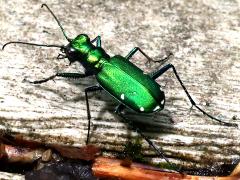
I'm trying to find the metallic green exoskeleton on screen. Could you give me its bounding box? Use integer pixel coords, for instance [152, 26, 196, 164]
[2, 4, 237, 173]
[96, 55, 165, 113]
[71, 34, 165, 113]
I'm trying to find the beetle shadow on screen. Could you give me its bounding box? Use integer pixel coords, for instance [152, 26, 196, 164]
[23, 75, 97, 107]
[25, 75, 176, 143]
[96, 91, 176, 141]
[94, 94, 176, 160]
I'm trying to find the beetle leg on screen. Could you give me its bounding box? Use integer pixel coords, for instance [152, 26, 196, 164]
[115, 104, 125, 113]
[85, 85, 103, 144]
[125, 47, 152, 63]
[115, 104, 182, 173]
[91, 35, 101, 47]
[55, 72, 93, 79]
[151, 63, 238, 127]
[24, 74, 57, 84]
[154, 52, 173, 63]
[25, 72, 92, 84]
[57, 53, 66, 59]
[125, 47, 172, 64]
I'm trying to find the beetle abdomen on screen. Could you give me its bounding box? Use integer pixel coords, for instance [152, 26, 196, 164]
[96, 56, 165, 113]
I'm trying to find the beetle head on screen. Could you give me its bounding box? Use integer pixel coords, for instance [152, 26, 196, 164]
[59, 44, 79, 64]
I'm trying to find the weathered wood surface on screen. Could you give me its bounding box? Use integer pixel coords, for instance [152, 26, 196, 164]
[0, 0, 240, 172]
[0, 172, 24, 180]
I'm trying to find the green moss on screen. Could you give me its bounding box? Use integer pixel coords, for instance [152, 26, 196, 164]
[121, 137, 146, 163]
[156, 162, 178, 170]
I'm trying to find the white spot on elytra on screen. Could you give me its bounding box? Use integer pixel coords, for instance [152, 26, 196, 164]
[153, 106, 160, 111]
[161, 99, 165, 105]
[140, 107, 144, 111]
[120, 94, 125, 100]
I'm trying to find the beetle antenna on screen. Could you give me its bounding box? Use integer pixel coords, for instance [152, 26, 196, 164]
[41, 4, 71, 42]
[2, 41, 63, 50]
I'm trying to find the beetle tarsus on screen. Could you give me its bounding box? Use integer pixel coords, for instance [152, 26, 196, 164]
[23, 74, 57, 84]
[154, 52, 173, 63]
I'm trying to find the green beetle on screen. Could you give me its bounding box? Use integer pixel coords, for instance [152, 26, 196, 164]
[3, 4, 237, 172]
[70, 34, 165, 113]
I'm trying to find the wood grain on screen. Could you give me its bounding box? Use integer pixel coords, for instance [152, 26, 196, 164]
[0, 0, 239, 173]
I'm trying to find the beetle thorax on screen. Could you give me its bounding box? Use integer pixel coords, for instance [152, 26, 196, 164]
[67, 34, 110, 70]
